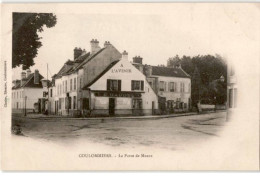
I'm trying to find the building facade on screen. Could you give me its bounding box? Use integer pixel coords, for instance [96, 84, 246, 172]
[81, 51, 158, 116]
[48, 39, 122, 116]
[132, 56, 191, 113]
[12, 69, 44, 114]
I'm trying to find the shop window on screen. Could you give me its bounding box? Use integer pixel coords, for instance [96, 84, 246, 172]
[159, 81, 165, 91]
[132, 99, 142, 109]
[131, 80, 144, 91]
[107, 79, 121, 91]
[83, 98, 89, 110]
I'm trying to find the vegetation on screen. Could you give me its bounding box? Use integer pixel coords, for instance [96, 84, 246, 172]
[167, 54, 227, 105]
[12, 13, 57, 69]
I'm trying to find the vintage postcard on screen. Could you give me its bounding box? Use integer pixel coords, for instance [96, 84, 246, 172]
[1, 3, 259, 170]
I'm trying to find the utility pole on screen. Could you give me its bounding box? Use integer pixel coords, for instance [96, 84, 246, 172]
[47, 63, 49, 116]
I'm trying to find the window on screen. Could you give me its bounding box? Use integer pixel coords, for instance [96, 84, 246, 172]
[107, 79, 121, 91]
[62, 81, 64, 93]
[73, 96, 76, 109]
[131, 80, 144, 91]
[79, 78, 82, 89]
[132, 99, 142, 109]
[65, 80, 67, 92]
[74, 78, 76, 90]
[180, 82, 185, 92]
[159, 81, 165, 91]
[70, 79, 72, 91]
[50, 89, 53, 97]
[169, 82, 176, 92]
[59, 98, 62, 109]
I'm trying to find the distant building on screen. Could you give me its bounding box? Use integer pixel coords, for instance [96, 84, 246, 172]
[227, 61, 237, 109]
[12, 69, 44, 113]
[132, 56, 191, 113]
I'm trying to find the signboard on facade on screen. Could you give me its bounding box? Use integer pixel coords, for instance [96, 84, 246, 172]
[94, 91, 141, 98]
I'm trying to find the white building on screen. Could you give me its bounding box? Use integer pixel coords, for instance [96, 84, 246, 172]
[82, 51, 158, 116]
[132, 56, 191, 113]
[12, 69, 44, 114]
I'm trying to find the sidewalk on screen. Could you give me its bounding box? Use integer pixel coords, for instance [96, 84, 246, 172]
[13, 110, 226, 120]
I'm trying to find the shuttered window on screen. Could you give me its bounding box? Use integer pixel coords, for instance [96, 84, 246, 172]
[131, 80, 144, 91]
[107, 79, 121, 91]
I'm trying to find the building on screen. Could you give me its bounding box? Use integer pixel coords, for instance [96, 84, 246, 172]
[227, 61, 237, 109]
[132, 56, 191, 113]
[12, 69, 44, 114]
[48, 39, 122, 116]
[81, 51, 158, 116]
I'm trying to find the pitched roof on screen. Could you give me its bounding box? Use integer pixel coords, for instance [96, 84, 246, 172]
[151, 66, 190, 78]
[12, 73, 44, 90]
[82, 60, 120, 89]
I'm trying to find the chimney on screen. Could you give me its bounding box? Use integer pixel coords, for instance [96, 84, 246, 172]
[34, 69, 39, 84]
[74, 47, 83, 60]
[104, 41, 111, 48]
[21, 71, 26, 85]
[122, 50, 128, 60]
[133, 56, 143, 64]
[26, 69, 31, 78]
[144, 65, 152, 77]
[90, 39, 101, 54]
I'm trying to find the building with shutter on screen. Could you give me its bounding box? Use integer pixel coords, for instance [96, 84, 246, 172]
[132, 56, 191, 113]
[48, 39, 122, 116]
[82, 51, 158, 116]
[12, 69, 45, 114]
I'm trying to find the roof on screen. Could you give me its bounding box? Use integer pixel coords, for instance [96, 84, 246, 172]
[151, 66, 190, 78]
[53, 48, 107, 79]
[12, 73, 44, 90]
[82, 60, 120, 89]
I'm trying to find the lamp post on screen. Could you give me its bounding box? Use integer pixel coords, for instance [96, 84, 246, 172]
[24, 96, 27, 117]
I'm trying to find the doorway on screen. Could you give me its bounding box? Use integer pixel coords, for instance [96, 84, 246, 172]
[109, 98, 115, 116]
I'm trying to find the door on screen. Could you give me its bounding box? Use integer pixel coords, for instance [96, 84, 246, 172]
[109, 98, 115, 116]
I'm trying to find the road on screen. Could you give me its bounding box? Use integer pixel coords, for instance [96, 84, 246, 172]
[12, 111, 227, 151]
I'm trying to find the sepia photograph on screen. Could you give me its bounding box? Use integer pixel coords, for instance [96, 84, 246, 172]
[1, 3, 259, 171]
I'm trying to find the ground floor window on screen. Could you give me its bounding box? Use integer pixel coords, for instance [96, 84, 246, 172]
[132, 98, 142, 109]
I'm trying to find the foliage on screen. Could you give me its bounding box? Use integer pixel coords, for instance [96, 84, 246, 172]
[167, 54, 227, 105]
[13, 13, 57, 70]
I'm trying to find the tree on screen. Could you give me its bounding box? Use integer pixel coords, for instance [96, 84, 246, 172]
[167, 55, 181, 67]
[191, 66, 201, 106]
[13, 13, 57, 69]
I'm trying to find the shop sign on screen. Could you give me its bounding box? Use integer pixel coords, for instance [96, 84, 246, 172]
[94, 92, 141, 98]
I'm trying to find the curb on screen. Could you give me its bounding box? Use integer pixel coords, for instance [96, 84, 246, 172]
[12, 110, 226, 121]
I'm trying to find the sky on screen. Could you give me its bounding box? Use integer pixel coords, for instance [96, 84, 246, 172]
[12, 3, 260, 80]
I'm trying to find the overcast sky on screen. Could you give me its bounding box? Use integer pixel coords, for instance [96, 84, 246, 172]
[12, 3, 260, 80]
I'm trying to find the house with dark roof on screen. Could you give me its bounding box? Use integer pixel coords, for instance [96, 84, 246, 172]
[48, 39, 122, 116]
[12, 69, 45, 113]
[132, 56, 191, 113]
